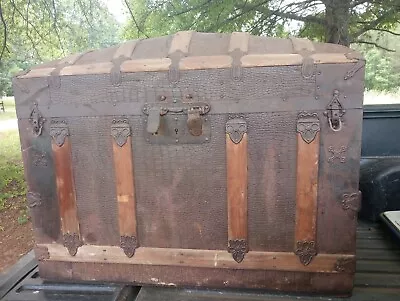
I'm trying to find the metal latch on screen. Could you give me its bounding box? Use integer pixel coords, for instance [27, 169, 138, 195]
[324, 90, 345, 132]
[143, 102, 210, 135]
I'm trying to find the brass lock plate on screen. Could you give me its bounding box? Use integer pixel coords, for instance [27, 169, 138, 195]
[143, 102, 211, 144]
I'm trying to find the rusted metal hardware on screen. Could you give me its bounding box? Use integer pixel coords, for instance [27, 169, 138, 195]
[143, 101, 211, 144]
[29, 104, 45, 136]
[340, 191, 362, 212]
[328, 145, 347, 163]
[295, 240, 317, 266]
[227, 239, 248, 263]
[27, 191, 42, 208]
[120, 235, 138, 258]
[63, 233, 83, 256]
[111, 119, 131, 147]
[324, 90, 345, 132]
[334, 257, 356, 273]
[49, 120, 69, 147]
[296, 112, 320, 144]
[226, 118, 247, 144]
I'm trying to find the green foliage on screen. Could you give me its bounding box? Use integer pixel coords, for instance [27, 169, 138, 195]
[363, 48, 400, 91]
[0, 130, 26, 211]
[0, 0, 121, 95]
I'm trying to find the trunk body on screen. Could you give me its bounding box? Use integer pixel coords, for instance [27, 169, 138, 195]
[13, 32, 365, 295]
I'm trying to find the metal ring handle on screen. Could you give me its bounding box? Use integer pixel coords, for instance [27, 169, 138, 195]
[328, 117, 342, 132]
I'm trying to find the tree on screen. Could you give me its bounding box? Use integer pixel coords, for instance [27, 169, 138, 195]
[0, 0, 120, 95]
[123, 0, 400, 50]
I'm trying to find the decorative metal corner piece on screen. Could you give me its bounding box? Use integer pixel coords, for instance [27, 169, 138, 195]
[324, 90, 345, 132]
[111, 119, 131, 147]
[341, 191, 362, 212]
[297, 112, 320, 144]
[328, 145, 347, 163]
[228, 239, 248, 263]
[344, 59, 365, 80]
[49, 120, 69, 147]
[335, 257, 356, 273]
[27, 191, 42, 208]
[29, 104, 45, 136]
[63, 233, 83, 256]
[226, 118, 247, 144]
[120, 235, 138, 258]
[295, 240, 317, 266]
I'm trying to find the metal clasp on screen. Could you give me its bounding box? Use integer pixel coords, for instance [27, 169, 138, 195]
[324, 90, 345, 132]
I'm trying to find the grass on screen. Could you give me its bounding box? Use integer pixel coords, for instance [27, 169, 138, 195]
[0, 97, 17, 121]
[0, 130, 27, 222]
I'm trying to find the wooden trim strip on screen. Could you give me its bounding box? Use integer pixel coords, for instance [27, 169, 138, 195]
[121, 58, 171, 72]
[295, 113, 320, 265]
[241, 54, 303, 67]
[17, 53, 358, 78]
[113, 40, 139, 59]
[311, 53, 359, 64]
[51, 134, 81, 256]
[168, 31, 194, 55]
[226, 118, 248, 263]
[229, 32, 250, 53]
[111, 122, 138, 258]
[180, 56, 232, 70]
[60, 62, 114, 76]
[39, 244, 354, 274]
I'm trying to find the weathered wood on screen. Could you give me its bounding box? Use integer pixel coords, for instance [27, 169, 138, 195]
[40, 243, 354, 273]
[52, 137, 79, 235]
[168, 31, 194, 55]
[112, 136, 137, 238]
[226, 133, 248, 241]
[229, 32, 250, 53]
[295, 133, 319, 243]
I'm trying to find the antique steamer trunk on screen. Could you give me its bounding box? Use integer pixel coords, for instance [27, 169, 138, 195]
[13, 32, 365, 295]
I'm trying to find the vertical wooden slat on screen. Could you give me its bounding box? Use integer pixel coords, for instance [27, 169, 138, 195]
[295, 112, 320, 266]
[53, 138, 79, 234]
[111, 119, 138, 258]
[226, 118, 248, 263]
[51, 122, 81, 256]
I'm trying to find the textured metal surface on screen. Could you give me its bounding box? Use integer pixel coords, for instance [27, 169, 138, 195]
[68, 117, 119, 246]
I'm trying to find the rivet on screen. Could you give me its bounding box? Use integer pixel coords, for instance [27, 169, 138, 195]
[175, 139, 179, 143]
[205, 118, 208, 121]
[144, 119, 147, 122]
[185, 94, 192, 99]
[174, 117, 178, 121]
[317, 86, 320, 90]
[173, 99, 177, 103]
[205, 137, 209, 141]
[315, 96, 319, 100]
[160, 95, 166, 101]
[146, 139, 149, 142]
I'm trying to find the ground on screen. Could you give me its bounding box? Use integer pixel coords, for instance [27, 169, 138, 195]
[0, 98, 34, 273]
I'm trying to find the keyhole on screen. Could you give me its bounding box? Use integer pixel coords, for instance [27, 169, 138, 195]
[174, 128, 179, 135]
